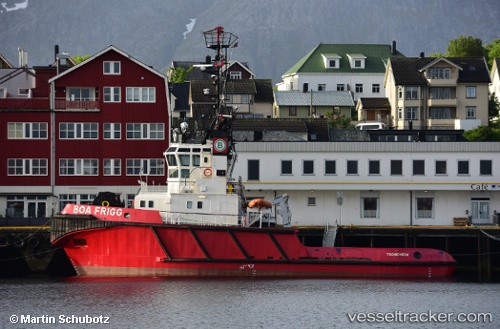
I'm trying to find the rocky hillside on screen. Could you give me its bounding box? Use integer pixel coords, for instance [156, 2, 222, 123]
[1, 0, 499, 83]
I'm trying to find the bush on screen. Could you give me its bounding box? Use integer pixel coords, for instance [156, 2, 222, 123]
[463, 125, 500, 141]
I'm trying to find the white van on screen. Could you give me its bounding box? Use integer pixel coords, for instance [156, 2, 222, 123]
[355, 122, 387, 130]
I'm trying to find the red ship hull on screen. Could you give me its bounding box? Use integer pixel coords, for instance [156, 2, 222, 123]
[51, 218, 456, 278]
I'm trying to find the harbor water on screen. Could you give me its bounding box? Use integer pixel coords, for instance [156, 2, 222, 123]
[0, 276, 499, 328]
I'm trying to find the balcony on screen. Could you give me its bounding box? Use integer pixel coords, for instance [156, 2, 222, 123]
[425, 118, 455, 129]
[55, 98, 100, 111]
[427, 98, 457, 107]
[0, 97, 49, 110]
[426, 78, 456, 87]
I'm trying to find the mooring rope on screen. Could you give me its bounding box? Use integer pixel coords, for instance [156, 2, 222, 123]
[474, 225, 500, 242]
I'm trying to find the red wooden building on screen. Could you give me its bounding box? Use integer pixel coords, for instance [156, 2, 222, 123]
[0, 46, 169, 223]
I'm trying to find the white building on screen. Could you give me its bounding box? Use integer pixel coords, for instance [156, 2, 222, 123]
[233, 141, 500, 227]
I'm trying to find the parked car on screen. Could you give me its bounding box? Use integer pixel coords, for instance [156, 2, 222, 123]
[355, 122, 387, 130]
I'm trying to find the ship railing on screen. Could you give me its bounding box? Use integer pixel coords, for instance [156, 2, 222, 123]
[246, 208, 275, 228]
[50, 216, 115, 242]
[163, 212, 240, 226]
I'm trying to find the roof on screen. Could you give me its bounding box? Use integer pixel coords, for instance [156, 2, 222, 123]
[0, 54, 13, 68]
[358, 97, 391, 109]
[274, 90, 354, 107]
[170, 82, 190, 111]
[171, 60, 252, 81]
[283, 43, 405, 77]
[190, 79, 270, 103]
[389, 57, 491, 86]
[48, 45, 166, 83]
[233, 118, 330, 141]
[254, 79, 274, 102]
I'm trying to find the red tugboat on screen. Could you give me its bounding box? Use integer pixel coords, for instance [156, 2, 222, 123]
[50, 27, 456, 278]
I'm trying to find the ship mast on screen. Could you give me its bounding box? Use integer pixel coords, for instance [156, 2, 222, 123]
[201, 26, 238, 144]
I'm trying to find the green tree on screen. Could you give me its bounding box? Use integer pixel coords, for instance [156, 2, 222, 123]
[484, 38, 500, 68]
[489, 92, 500, 120]
[445, 35, 485, 58]
[463, 125, 500, 141]
[71, 55, 90, 64]
[168, 66, 193, 83]
[325, 110, 354, 129]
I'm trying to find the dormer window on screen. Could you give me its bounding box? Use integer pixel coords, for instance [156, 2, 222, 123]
[322, 54, 341, 69]
[347, 54, 366, 69]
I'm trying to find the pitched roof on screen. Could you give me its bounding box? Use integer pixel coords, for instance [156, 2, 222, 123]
[49, 45, 165, 82]
[358, 97, 391, 108]
[283, 43, 405, 77]
[254, 79, 274, 102]
[190, 78, 268, 103]
[0, 53, 13, 68]
[170, 82, 190, 111]
[389, 57, 491, 85]
[274, 90, 354, 107]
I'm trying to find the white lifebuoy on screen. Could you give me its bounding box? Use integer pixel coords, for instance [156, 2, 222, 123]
[203, 168, 212, 177]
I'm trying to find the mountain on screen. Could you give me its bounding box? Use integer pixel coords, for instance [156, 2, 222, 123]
[1, 0, 499, 84]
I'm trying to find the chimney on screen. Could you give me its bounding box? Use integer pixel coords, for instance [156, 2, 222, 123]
[18, 45, 28, 67]
[420, 51, 425, 58]
[205, 55, 211, 64]
[391, 40, 397, 55]
[55, 45, 59, 62]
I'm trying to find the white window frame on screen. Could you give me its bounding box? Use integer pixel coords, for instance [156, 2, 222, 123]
[360, 192, 380, 218]
[8, 122, 48, 139]
[103, 159, 121, 176]
[103, 61, 121, 75]
[8, 159, 48, 176]
[230, 71, 241, 79]
[126, 158, 165, 176]
[104, 123, 121, 139]
[355, 84, 363, 93]
[466, 106, 476, 119]
[405, 107, 418, 120]
[405, 86, 418, 99]
[415, 195, 434, 219]
[372, 84, 380, 93]
[126, 87, 155, 102]
[59, 123, 98, 139]
[103, 87, 121, 102]
[126, 123, 164, 140]
[466, 86, 476, 98]
[59, 159, 98, 176]
[67, 87, 94, 101]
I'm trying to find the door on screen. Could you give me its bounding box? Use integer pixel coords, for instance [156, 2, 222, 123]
[471, 200, 490, 224]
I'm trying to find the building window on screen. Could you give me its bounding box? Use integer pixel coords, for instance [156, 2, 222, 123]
[67, 87, 94, 100]
[405, 86, 418, 99]
[368, 160, 380, 175]
[405, 107, 418, 120]
[318, 84, 326, 91]
[328, 59, 337, 68]
[347, 160, 358, 175]
[325, 160, 336, 175]
[281, 160, 292, 175]
[8, 159, 48, 176]
[289, 106, 297, 116]
[59, 123, 98, 139]
[391, 160, 403, 175]
[337, 84, 344, 91]
[354, 59, 362, 68]
[466, 106, 476, 119]
[248, 159, 260, 180]
[429, 68, 450, 79]
[103, 159, 121, 176]
[8, 122, 48, 139]
[126, 159, 164, 176]
[59, 159, 98, 176]
[480, 160, 492, 176]
[241, 94, 249, 104]
[355, 84, 363, 93]
[457, 160, 469, 175]
[435, 160, 447, 175]
[466, 86, 476, 98]
[361, 197, 379, 218]
[103, 61, 121, 75]
[126, 123, 164, 139]
[372, 84, 380, 93]
[416, 197, 434, 218]
[429, 87, 451, 99]
[307, 197, 316, 206]
[429, 107, 451, 119]
[398, 88, 403, 99]
[225, 94, 233, 103]
[303, 160, 314, 175]
[230, 71, 241, 79]
[413, 160, 425, 175]
[103, 87, 121, 102]
[397, 108, 403, 119]
[104, 123, 121, 139]
[59, 194, 96, 211]
[126, 87, 155, 102]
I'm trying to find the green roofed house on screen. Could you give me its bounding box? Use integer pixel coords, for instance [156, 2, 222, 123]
[276, 42, 405, 102]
